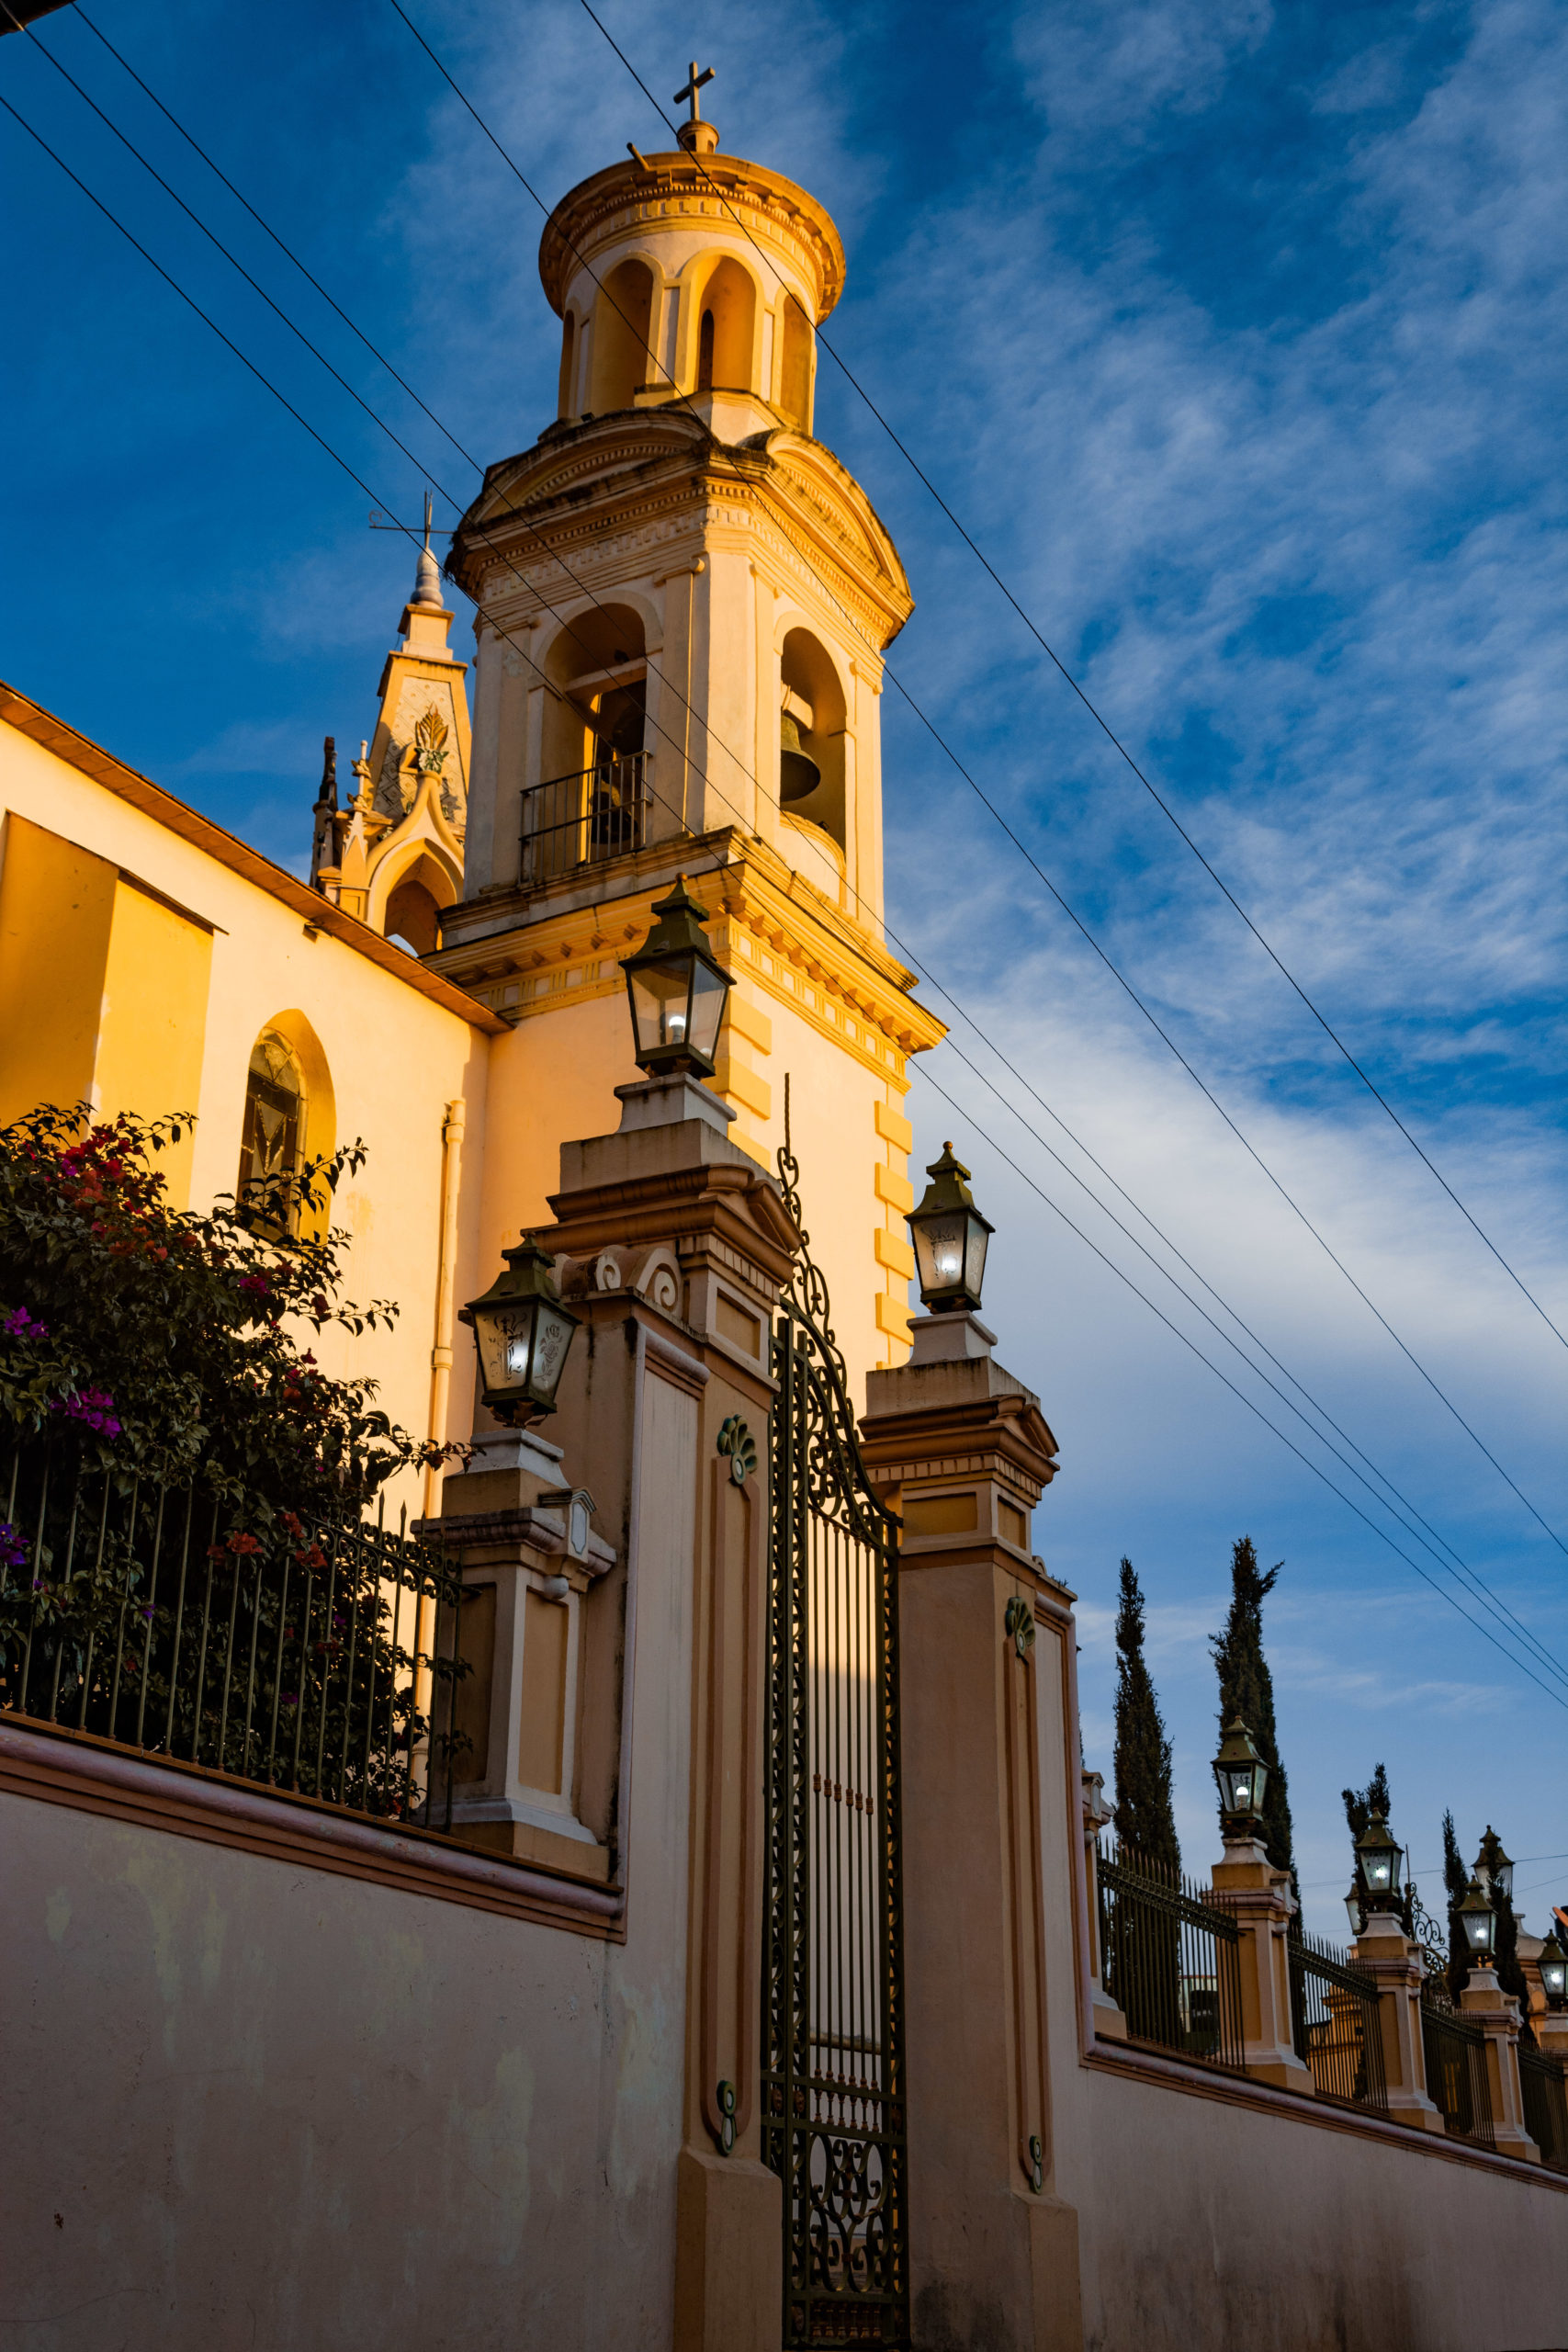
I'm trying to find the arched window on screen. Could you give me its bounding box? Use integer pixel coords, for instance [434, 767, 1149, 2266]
[557, 311, 578, 418]
[590, 259, 655, 414]
[385, 874, 443, 956]
[779, 628, 849, 852]
[693, 257, 756, 391]
[779, 296, 813, 430]
[237, 1029, 304, 1224]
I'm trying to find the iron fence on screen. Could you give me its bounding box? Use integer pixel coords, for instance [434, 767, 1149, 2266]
[519, 753, 649, 884]
[1097, 1839, 1246, 2073]
[1, 1436, 462, 1824]
[1518, 2038, 1568, 2171]
[1287, 1928, 1388, 2113]
[1419, 1985, 1495, 2149]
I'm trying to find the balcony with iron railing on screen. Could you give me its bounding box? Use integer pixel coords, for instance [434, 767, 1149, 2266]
[518, 753, 650, 887]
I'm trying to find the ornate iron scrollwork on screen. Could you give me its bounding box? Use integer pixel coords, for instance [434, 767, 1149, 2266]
[764, 1081, 908, 2348]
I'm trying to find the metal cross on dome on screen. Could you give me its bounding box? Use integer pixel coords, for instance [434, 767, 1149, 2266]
[673, 59, 714, 124]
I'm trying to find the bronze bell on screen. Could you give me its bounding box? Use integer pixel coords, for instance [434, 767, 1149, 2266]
[779, 707, 820, 804]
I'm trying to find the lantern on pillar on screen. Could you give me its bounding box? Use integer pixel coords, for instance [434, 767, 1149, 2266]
[1344, 1880, 1365, 1938]
[1475, 1826, 1515, 1902]
[620, 875, 733, 1080]
[1458, 1875, 1497, 1962]
[460, 1234, 581, 1425]
[1212, 1715, 1269, 1838]
[1539, 1929, 1568, 2009]
[1356, 1810, 1404, 1906]
[907, 1143, 994, 1315]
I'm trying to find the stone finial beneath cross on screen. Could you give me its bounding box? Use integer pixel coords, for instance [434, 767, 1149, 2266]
[673, 58, 718, 155]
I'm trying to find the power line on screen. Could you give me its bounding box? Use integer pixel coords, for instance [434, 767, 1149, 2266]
[39, 8, 1564, 1683]
[376, 0, 1568, 1566]
[5, 58, 1564, 1706]
[571, 0, 1568, 1361]
[917, 1064, 1568, 1715]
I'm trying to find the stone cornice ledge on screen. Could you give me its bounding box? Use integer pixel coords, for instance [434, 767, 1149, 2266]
[1085, 2036, 1568, 2191]
[0, 1716, 625, 1939]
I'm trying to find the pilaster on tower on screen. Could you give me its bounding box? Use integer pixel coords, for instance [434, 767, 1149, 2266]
[436, 110, 944, 1394]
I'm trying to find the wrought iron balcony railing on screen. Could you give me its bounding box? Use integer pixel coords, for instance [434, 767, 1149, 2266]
[519, 752, 649, 886]
[2, 1436, 466, 1829]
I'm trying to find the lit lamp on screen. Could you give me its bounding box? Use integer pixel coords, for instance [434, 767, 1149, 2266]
[1212, 1715, 1269, 1838]
[620, 875, 733, 1080]
[1356, 1810, 1404, 1909]
[907, 1143, 995, 1315]
[1458, 1874, 1497, 1965]
[459, 1234, 581, 1426]
[1539, 1929, 1568, 2009]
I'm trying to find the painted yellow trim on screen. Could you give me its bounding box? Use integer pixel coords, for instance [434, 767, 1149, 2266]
[874, 1227, 915, 1279]
[875, 1292, 912, 1339]
[874, 1163, 914, 1214]
[728, 992, 773, 1054]
[874, 1101, 913, 1152]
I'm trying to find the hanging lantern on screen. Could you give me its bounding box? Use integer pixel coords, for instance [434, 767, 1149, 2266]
[1458, 1875, 1497, 1961]
[907, 1143, 994, 1315]
[459, 1234, 581, 1425]
[779, 707, 821, 804]
[1344, 1880, 1364, 1939]
[1212, 1715, 1269, 1833]
[1356, 1809, 1404, 1905]
[620, 875, 734, 1080]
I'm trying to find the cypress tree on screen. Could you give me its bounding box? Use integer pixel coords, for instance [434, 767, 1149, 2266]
[1211, 1536, 1295, 1881]
[1441, 1810, 1470, 2001]
[1111, 1557, 1180, 1875]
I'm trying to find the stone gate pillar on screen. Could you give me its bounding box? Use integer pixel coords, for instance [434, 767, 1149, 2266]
[860, 1309, 1084, 2352]
[518, 1071, 797, 2352]
[1351, 1912, 1443, 2131]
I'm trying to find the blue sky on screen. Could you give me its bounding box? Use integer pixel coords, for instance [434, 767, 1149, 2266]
[5, 0, 1565, 1936]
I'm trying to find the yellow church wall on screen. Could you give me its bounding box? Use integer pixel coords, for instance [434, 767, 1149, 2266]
[0, 703, 499, 1512]
[96, 875, 215, 1206]
[0, 810, 118, 1134]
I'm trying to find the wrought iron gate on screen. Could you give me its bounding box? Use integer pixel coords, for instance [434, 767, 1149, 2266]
[763, 1117, 908, 2348]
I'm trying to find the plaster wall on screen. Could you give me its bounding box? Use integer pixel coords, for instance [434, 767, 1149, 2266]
[1021, 1585, 1568, 2352]
[1068, 2062, 1567, 2352]
[3, 1363, 696, 2352]
[0, 720, 493, 1505]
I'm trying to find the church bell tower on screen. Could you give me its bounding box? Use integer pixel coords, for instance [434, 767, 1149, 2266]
[436, 81, 944, 1392]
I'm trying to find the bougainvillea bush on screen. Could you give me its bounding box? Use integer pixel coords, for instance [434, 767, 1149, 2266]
[0, 1105, 464, 1802]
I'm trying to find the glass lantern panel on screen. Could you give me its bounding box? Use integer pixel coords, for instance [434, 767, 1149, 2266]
[630, 962, 694, 1053]
[687, 960, 729, 1060]
[1541, 1951, 1567, 1996]
[477, 1304, 536, 1396]
[1223, 1765, 1256, 1813]
[916, 1213, 967, 1295]
[1462, 1911, 1494, 1952]
[530, 1304, 576, 1404]
[1363, 1850, 1393, 1891]
[963, 1214, 990, 1302]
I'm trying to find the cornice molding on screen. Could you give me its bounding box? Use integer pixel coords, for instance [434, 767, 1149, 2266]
[0, 1715, 623, 1935]
[538, 152, 847, 321]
